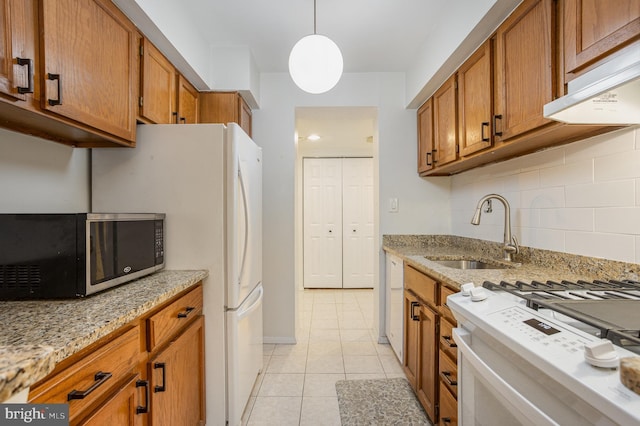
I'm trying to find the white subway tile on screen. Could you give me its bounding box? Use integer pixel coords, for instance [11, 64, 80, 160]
[565, 231, 635, 263]
[594, 150, 640, 181]
[534, 229, 566, 252]
[637, 179, 640, 206]
[517, 147, 565, 172]
[594, 207, 640, 234]
[539, 159, 593, 188]
[565, 181, 635, 207]
[636, 236, 640, 264]
[539, 208, 594, 231]
[514, 208, 540, 228]
[521, 187, 565, 209]
[565, 127, 635, 162]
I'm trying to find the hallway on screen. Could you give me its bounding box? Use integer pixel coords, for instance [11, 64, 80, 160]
[245, 288, 404, 425]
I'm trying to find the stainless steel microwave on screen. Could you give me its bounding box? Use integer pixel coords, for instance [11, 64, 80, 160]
[0, 213, 165, 299]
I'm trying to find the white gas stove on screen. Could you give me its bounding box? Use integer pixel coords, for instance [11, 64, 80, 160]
[448, 282, 640, 426]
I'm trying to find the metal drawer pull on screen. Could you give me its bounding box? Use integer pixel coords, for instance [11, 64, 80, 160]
[47, 73, 62, 106]
[136, 379, 150, 414]
[67, 371, 112, 400]
[442, 417, 452, 423]
[410, 301, 420, 321]
[441, 371, 457, 386]
[493, 114, 503, 136]
[154, 362, 166, 393]
[442, 335, 457, 348]
[481, 121, 490, 141]
[16, 58, 34, 94]
[177, 306, 195, 318]
[426, 151, 432, 166]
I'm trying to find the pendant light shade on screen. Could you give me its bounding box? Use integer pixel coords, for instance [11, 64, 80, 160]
[288, 0, 343, 94]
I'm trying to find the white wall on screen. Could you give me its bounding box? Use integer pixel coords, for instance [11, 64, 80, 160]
[255, 72, 450, 343]
[449, 126, 640, 264]
[0, 129, 90, 213]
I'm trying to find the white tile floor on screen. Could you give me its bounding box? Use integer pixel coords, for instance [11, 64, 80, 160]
[243, 288, 404, 425]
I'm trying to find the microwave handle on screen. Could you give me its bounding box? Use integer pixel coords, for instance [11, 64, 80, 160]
[453, 328, 558, 426]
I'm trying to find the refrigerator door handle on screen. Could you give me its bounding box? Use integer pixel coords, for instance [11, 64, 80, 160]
[238, 162, 250, 286]
[238, 285, 263, 320]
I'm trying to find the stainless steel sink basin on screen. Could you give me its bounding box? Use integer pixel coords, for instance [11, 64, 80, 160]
[425, 257, 516, 269]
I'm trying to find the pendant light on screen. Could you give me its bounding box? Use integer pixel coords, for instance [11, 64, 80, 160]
[288, 0, 343, 94]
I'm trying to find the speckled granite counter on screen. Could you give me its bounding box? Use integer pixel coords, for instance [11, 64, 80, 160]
[383, 235, 640, 291]
[0, 269, 208, 403]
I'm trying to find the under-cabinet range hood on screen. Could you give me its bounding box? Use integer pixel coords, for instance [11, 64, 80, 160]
[544, 49, 640, 125]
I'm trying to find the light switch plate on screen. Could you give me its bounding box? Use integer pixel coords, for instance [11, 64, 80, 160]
[389, 198, 399, 213]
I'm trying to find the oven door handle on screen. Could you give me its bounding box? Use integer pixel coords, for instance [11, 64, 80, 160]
[453, 328, 559, 426]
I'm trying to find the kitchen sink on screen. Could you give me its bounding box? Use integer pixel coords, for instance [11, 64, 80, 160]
[425, 257, 517, 270]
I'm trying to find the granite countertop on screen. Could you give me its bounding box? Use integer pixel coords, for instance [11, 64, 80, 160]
[383, 235, 640, 291]
[0, 269, 208, 402]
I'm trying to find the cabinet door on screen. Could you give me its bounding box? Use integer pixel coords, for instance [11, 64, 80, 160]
[150, 316, 205, 426]
[416, 304, 438, 423]
[494, 0, 556, 143]
[0, 0, 37, 102]
[176, 74, 198, 124]
[342, 158, 374, 289]
[458, 40, 493, 157]
[403, 290, 420, 389]
[433, 74, 457, 166]
[140, 38, 176, 124]
[238, 94, 252, 137]
[79, 374, 147, 426]
[564, 0, 640, 78]
[40, 0, 136, 142]
[417, 98, 434, 174]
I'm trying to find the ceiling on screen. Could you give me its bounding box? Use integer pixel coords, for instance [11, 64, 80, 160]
[183, 0, 447, 73]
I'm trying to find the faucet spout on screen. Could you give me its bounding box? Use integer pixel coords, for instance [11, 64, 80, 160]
[470, 194, 519, 261]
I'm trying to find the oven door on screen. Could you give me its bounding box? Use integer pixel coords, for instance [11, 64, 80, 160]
[453, 327, 619, 426]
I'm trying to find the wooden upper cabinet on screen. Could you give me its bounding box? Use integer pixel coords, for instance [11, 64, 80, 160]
[433, 74, 458, 166]
[0, 0, 38, 102]
[40, 0, 137, 142]
[417, 98, 434, 174]
[177, 74, 199, 124]
[494, 0, 557, 143]
[140, 38, 176, 124]
[200, 91, 252, 137]
[564, 0, 640, 80]
[457, 39, 493, 157]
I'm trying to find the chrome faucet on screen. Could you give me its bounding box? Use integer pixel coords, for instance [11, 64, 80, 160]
[471, 194, 519, 262]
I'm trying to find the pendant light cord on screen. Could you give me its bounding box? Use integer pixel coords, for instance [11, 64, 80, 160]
[313, 0, 317, 34]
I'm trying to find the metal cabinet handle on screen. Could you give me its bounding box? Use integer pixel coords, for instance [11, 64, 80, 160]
[431, 149, 438, 163]
[136, 379, 150, 414]
[481, 121, 490, 142]
[442, 417, 452, 423]
[180, 117, 186, 123]
[426, 151, 432, 166]
[442, 335, 457, 348]
[441, 371, 457, 386]
[16, 58, 34, 94]
[153, 362, 166, 392]
[493, 114, 503, 136]
[172, 112, 178, 124]
[410, 301, 420, 321]
[47, 73, 62, 106]
[177, 306, 195, 318]
[67, 371, 112, 400]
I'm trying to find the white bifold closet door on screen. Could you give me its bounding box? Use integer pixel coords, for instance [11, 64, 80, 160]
[303, 158, 373, 289]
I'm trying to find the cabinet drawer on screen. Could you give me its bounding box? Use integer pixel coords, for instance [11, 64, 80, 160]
[30, 326, 140, 423]
[438, 381, 458, 426]
[404, 264, 437, 307]
[147, 285, 203, 351]
[439, 350, 458, 397]
[439, 318, 457, 361]
[439, 286, 457, 323]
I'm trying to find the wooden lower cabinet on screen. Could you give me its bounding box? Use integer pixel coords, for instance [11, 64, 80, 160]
[78, 373, 147, 426]
[438, 382, 458, 426]
[416, 304, 438, 421]
[403, 291, 420, 387]
[149, 315, 205, 426]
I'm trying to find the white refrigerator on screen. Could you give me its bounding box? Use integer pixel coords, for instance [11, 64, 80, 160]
[92, 123, 263, 426]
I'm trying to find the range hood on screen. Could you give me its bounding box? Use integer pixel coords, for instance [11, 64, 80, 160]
[543, 49, 640, 125]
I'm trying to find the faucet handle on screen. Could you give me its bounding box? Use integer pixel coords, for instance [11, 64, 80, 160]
[510, 235, 520, 254]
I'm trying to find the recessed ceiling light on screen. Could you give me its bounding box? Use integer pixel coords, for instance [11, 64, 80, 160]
[307, 134, 321, 141]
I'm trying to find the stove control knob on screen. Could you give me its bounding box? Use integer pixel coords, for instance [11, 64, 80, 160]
[470, 287, 488, 302]
[584, 340, 619, 369]
[460, 283, 475, 296]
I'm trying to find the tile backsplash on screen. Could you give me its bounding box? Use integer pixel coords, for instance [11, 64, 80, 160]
[450, 126, 640, 264]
